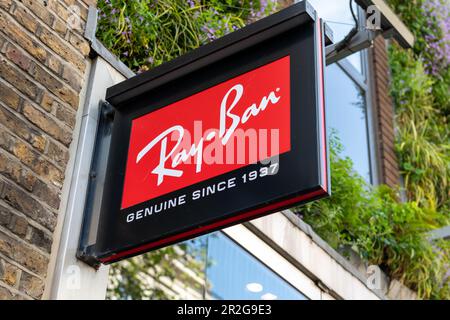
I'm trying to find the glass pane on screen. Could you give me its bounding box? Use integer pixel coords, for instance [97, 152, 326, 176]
[326, 64, 372, 183]
[205, 233, 307, 300]
[309, 0, 362, 72]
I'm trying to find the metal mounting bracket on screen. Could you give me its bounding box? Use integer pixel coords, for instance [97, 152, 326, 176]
[76, 100, 115, 269]
[326, 28, 380, 65]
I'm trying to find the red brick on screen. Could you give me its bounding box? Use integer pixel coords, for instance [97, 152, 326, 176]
[0, 11, 47, 64]
[5, 43, 32, 71]
[372, 35, 399, 187]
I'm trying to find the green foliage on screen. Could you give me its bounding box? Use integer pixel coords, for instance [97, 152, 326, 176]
[386, 1, 434, 60]
[96, 0, 277, 72]
[381, 0, 450, 298]
[386, 0, 450, 213]
[107, 242, 207, 300]
[299, 139, 450, 299]
[389, 47, 449, 211]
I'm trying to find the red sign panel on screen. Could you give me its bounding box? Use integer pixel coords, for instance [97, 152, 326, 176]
[122, 56, 291, 209]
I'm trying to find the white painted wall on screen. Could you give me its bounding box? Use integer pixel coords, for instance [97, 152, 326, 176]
[248, 212, 382, 300]
[44, 57, 126, 299]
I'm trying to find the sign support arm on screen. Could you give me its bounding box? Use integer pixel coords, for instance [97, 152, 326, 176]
[76, 101, 115, 269]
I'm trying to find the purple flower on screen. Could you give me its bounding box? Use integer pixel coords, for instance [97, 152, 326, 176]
[249, 0, 276, 20]
[422, 0, 450, 75]
[123, 51, 129, 57]
[201, 25, 217, 41]
[148, 57, 154, 64]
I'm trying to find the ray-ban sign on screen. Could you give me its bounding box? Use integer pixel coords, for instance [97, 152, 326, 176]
[81, 2, 329, 265]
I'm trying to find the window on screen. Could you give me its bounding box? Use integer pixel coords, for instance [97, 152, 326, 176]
[204, 233, 307, 300]
[309, 0, 378, 183]
[184, 232, 307, 300]
[325, 63, 372, 182]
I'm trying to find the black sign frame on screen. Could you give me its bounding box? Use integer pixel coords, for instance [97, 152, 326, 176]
[77, 1, 330, 267]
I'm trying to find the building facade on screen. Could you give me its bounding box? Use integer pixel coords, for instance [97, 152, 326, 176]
[0, 0, 94, 299]
[0, 0, 418, 300]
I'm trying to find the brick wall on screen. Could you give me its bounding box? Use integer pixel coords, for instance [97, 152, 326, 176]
[0, 0, 95, 299]
[370, 36, 400, 188]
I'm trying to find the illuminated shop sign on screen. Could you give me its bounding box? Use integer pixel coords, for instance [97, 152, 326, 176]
[86, 2, 329, 265]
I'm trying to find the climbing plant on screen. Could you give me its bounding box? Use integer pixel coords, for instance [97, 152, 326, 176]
[387, 0, 449, 213]
[96, 0, 277, 72]
[300, 138, 449, 299]
[302, 0, 450, 299]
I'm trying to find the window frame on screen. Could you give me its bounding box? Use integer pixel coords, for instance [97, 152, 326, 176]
[326, 6, 380, 185]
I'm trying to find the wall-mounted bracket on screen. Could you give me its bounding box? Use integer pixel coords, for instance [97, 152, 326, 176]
[326, 28, 379, 65]
[76, 100, 115, 269]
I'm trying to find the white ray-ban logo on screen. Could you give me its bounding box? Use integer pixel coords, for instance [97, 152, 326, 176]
[136, 84, 282, 186]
